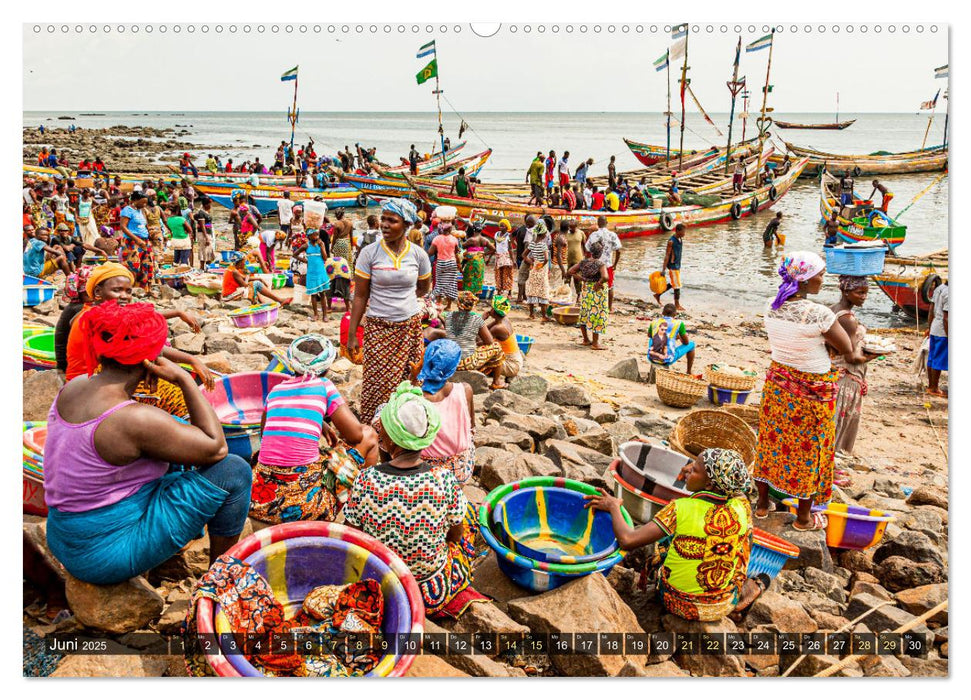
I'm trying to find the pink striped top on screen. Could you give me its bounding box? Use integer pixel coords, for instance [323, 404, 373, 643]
[258, 376, 345, 466]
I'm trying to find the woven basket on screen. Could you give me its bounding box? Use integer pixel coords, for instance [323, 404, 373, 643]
[719, 403, 761, 429]
[704, 363, 759, 392]
[669, 409, 758, 470]
[655, 368, 707, 408]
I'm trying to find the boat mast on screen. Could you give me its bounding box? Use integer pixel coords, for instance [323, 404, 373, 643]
[678, 24, 690, 169]
[836, 92, 839, 122]
[288, 74, 299, 164]
[943, 89, 949, 149]
[757, 29, 775, 147]
[666, 52, 672, 165]
[725, 36, 744, 174]
[740, 88, 750, 143]
[433, 45, 446, 168]
[921, 95, 938, 150]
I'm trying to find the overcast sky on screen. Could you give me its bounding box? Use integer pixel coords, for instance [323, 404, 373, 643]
[23, 23, 947, 113]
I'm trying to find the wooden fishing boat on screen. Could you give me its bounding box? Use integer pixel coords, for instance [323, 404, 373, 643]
[196, 181, 368, 215]
[776, 142, 948, 178]
[406, 157, 808, 238]
[336, 149, 493, 198]
[819, 174, 907, 247]
[774, 119, 856, 130]
[873, 249, 948, 318]
[379, 142, 471, 176]
[624, 139, 702, 167]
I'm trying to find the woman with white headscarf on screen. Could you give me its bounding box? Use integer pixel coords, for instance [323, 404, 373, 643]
[250, 335, 378, 524]
[754, 252, 864, 531]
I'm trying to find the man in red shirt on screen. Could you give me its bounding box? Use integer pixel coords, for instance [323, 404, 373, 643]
[591, 187, 605, 211]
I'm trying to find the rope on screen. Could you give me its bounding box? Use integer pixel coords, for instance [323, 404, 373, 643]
[892, 172, 947, 220]
[440, 94, 492, 150]
[813, 600, 947, 677]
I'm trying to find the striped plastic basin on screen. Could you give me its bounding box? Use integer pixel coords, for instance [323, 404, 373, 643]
[782, 498, 893, 550]
[23, 275, 56, 307]
[515, 334, 535, 356]
[23, 421, 47, 516]
[748, 530, 800, 579]
[707, 385, 752, 406]
[264, 351, 295, 376]
[195, 521, 423, 677]
[228, 303, 280, 329]
[201, 371, 289, 427]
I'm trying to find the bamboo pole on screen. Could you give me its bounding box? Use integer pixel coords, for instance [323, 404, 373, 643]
[666, 51, 672, 165]
[725, 36, 743, 175]
[921, 101, 938, 150]
[814, 600, 948, 677]
[288, 76, 298, 164]
[678, 25, 689, 169]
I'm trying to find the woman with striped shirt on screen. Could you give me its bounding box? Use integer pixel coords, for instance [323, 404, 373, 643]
[250, 336, 378, 525]
[524, 221, 552, 321]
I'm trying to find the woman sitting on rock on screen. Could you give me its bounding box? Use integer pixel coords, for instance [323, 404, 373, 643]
[415, 340, 476, 484]
[44, 301, 253, 585]
[344, 382, 487, 619]
[482, 295, 523, 381]
[443, 291, 507, 390]
[587, 448, 769, 623]
[251, 335, 378, 525]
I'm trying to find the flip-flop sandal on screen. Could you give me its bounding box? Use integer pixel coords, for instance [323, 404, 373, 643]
[729, 573, 771, 624]
[792, 512, 828, 532]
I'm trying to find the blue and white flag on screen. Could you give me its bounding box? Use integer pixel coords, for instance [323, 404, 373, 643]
[654, 50, 669, 72]
[417, 40, 436, 59]
[746, 33, 773, 53]
[935, 64, 949, 79]
[671, 23, 687, 40]
[280, 66, 298, 82]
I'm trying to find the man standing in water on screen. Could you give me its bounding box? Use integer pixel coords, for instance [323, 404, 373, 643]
[655, 223, 686, 311]
[545, 150, 557, 195]
[762, 211, 784, 248]
[558, 151, 571, 190]
[824, 210, 841, 246]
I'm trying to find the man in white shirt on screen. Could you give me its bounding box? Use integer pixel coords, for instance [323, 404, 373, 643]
[277, 191, 295, 235]
[583, 184, 593, 209]
[557, 151, 571, 190]
[585, 216, 622, 311]
[926, 280, 949, 397]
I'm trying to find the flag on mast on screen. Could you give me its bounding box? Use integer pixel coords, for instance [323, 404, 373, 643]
[934, 64, 948, 79]
[669, 38, 687, 61]
[654, 50, 669, 72]
[416, 59, 438, 85]
[671, 23, 687, 40]
[745, 33, 773, 52]
[417, 40, 437, 58]
[920, 89, 941, 110]
[280, 66, 298, 81]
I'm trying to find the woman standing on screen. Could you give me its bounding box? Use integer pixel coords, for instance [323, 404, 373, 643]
[343, 382, 487, 619]
[346, 199, 432, 423]
[754, 252, 863, 531]
[830, 276, 878, 456]
[524, 221, 552, 321]
[493, 219, 516, 298]
[118, 192, 154, 289]
[143, 193, 165, 267]
[460, 223, 494, 299]
[565, 219, 586, 301]
[251, 336, 377, 524]
[417, 340, 476, 485]
[430, 220, 461, 311]
[192, 197, 215, 269]
[569, 241, 609, 350]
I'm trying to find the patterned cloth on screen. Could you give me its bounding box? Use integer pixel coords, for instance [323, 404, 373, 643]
[755, 360, 838, 505]
[121, 237, 155, 289]
[525, 260, 551, 305]
[462, 252, 485, 296]
[701, 448, 752, 497]
[650, 492, 753, 621]
[579, 281, 608, 334]
[495, 262, 515, 295]
[424, 447, 476, 485]
[456, 342, 505, 374]
[133, 377, 189, 419]
[331, 236, 353, 269]
[433, 258, 459, 300]
[360, 314, 424, 424]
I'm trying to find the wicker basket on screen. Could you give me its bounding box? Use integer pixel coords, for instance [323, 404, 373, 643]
[669, 409, 758, 470]
[704, 363, 759, 392]
[655, 368, 708, 408]
[719, 403, 761, 430]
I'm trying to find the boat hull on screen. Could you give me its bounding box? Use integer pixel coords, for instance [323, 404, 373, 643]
[778, 143, 947, 178]
[819, 176, 907, 247]
[873, 252, 948, 318]
[774, 119, 856, 130]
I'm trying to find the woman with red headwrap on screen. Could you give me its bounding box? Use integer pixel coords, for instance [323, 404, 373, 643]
[43, 301, 253, 585]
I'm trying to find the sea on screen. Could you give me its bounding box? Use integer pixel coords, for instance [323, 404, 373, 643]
[23, 110, 949, 327]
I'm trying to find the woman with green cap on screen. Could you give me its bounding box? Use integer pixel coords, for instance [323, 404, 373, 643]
[344, 381, 487, 619]
[586, 448, 768, 623]
[483, 294, 523, 380]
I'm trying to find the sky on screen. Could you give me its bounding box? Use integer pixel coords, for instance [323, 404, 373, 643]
[22, 23, 948, 114]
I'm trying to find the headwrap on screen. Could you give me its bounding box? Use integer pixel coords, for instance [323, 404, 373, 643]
[381, 198, 418, 224]
[839, 275, 869, 292]
[701, 448, 753, 496]
[498, 219, 512, 231]
[416, 340, 462, 395]
[379, 381, 441, 451]
[286, 334, 336, 377]
[457, 291, 477, 311]
[771, 251, 825, 310]
[99, 225, 114, 237]
[418, 210, 427, 221]
[491, 295, 511, 317]
[77, 300, 169, 376]
[64, 266, 93, 302]
[533, 220, 548, 237]
[86, 261, 134, 299]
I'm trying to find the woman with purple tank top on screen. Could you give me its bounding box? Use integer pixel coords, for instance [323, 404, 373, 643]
[43, 301, 253, 585]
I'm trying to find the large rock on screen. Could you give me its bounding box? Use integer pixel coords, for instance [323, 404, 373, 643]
[899, 655, 949, 677]
[474, 446, 521, 477]
[836, 549, 876, 574]
[24, 520, 67, 580]
[546, 383, 592, 408]
[844, 593, 931, 636]
[172, 333, 204, 354]
[471, 553, 531, 609]
[803, 567, 847, 606]
[661, 615, 745, 677]
[482, 389, 540, 420]
[782, 653, 863, 678]
[876, 556, 946, 593]
[506, 573, 648, 677]
[560, 416, 601, 436]
[633, 414, 677, 439]
[901, 507, 946, 540]
[758, 512, 834, 572]
[472, 424, 534, 452]
[65, 575, 165, 634]
[638, 660, 690, 677]
[568, 429, 615, 456]
[544, 439, 614, 472]
[907, 484, 948, 510]
[500, 414, 566, 443]
[894, 584, 948, 624]
[156, 595, 191, 635]
[203, 333, 240, 355]
[405, 655, 470, 677]
[588, 402, 618, 424]
[506, 374, 550, 402]
[51, 654, 168, 678]
[264, 328, 301, 345]
[857, 654, 912, 678]
[439, 601, 529, 637]
[873, 531, 945, 568]
[200, 351, 234, 375]
[606, 357, 644, 382]
[452, 370, 492, 395]
[479, 453, 561, 491]
[23, 369, 64, 421]
[849, 580, 894, 602]
[231, 353, 273, 373]
[745, 591, 818, 633]
[602, 420, 641, 444]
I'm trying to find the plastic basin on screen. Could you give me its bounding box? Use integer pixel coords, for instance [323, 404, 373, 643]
[202, 371, 289, 427]
[781, 498, 893, 550]
[515, 335, 534, 356]
[618, 441, 693, 502]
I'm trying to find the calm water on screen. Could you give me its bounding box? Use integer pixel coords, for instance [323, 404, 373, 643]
[24, 110, 949, 325]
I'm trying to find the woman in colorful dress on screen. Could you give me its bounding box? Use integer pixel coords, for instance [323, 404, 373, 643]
[565, 219, 586, 301]
[493, 219, 516, 298]
[330, 213, 354, 268]
[524, 220, 552, 321]
[416, 340, 476, 485]
[346, 198, 432, 423]
[293, 229, 331, 322]
[430, 220, 461, 312]
[460, 223, 494, 299]
[251, 336, 378, 525]
[344, 382, 487, 619]
[118, 191, 154, 289]
[754, 252, 863, 531]
[482, 295, 523, 381]
[445, 291, 507, 390]
[44, 301, 252, 585]
[830, 275, 879, 457]
[143, 192, 166, 268]
[587, 449, 767, 622]
[569, 241, 609, 350]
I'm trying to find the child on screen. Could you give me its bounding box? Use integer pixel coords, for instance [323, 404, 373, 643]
[293, 229, 331, 322]
[586, 449, 768, 622]
[647, 303, 696, 373]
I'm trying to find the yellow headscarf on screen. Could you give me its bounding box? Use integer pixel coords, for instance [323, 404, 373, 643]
[86, 262, 134, 299]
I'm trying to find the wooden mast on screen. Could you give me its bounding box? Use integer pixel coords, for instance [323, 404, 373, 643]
[725, 36, 744, 174]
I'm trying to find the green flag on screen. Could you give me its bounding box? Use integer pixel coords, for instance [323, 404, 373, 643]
[416, 59, 438, 85]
